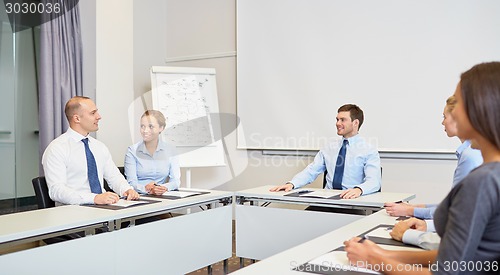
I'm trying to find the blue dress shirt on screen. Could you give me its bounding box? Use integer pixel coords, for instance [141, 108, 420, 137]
[290, 134, 381, 195]
[413, 140, 482, 219]
[452, 140, 483, 186]
[124, 140, 181, 193]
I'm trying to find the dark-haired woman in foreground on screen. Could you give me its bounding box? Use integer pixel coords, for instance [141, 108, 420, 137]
[344, 62, 500, 274]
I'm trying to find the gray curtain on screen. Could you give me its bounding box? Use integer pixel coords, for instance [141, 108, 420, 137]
[38, 0, 83, 174]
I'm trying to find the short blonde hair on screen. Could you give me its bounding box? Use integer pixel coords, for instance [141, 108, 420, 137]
[141, 110, 166, 128]
[444, 95, 457, 113]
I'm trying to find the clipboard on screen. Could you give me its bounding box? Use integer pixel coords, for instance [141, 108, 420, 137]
[293, 246, 378, 274]
[83, 198, 160, 210]
[293, 224, 422, 274]
[285, 190, 342, 200]
[357, 224, 418, 247]
[142, 190, 210, 200]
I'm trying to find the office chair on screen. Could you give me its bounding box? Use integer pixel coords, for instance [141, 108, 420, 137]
[31, 177, 96, 243]
[323, 167, 382, 191]
[32, 176, 55, 209]
[118, 166, 125, 176]
[103, 179, 112, 192]
[32, 177, 64, 243]
[32, 167, 125, 206]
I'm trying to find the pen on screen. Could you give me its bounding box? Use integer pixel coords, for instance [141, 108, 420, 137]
[119, 196, 127, 200]
[358, 235, 369, 243]
[296, 190, 310, 194]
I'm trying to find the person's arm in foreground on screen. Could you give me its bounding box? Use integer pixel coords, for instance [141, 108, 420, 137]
[344, 237, 436, 274]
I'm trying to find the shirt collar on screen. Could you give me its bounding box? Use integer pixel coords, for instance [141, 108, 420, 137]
[456, 140, 471, 158]
[67, 127, 90, 142]
[138, 140, 166, 155]
[343, 134, 360, 145]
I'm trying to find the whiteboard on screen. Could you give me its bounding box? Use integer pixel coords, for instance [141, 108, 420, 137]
[151, 66, 225, 167]
[236, 0, 500, 153]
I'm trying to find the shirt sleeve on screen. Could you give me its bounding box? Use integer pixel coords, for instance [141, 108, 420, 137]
[413, 206, 436, 219]
[402, 230, 441, 250]
[425, 219, 436, 232]
[165, 154, 181, 191]
[42, 142, 96, 205]
[289, 151, 326, 189]
[124, 146, 143, 192]
[355, 148, 381, 195]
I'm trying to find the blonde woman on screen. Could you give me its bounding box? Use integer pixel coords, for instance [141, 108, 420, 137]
[384, 96, 482, 219]
[385, 96, 482, 250]
[124, 110, 180, 195]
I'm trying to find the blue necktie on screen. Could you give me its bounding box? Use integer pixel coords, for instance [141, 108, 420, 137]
[82, 138, 102, 194]
[332, 139, 348, 190]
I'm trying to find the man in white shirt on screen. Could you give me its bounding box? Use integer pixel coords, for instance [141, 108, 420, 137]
[42, 96, 139, 205]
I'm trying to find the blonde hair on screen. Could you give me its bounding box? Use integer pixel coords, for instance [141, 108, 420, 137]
[141, 110, 166, 128]
[444, 95, 457, 113]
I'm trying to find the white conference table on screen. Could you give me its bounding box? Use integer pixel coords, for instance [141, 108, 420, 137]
[232, 210, 419, 274]
[0, 188, 233, 275]
[235, 186, 415, 261]
[0, 204, 115, 246]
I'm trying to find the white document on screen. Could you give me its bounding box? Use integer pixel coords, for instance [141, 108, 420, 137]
[164, 191, 201, 198]
[308, 251, 379, 274]
[365, 227, 393, 239]
[307, 245, 422, 274]
[302, 190, 340, 198]
[112, 199, 149, 207]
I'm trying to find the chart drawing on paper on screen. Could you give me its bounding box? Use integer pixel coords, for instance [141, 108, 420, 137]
[151, 66, 225, 168]
[156, 75, 215, 146]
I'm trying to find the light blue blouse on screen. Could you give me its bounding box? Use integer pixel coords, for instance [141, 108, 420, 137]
[124, 140, 181, 193]
[290, 134, 381, 195]
[413, 140, 483, 219]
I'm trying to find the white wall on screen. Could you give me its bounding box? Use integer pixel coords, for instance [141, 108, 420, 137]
[95, 0, 134, 161]
[132, 0, 166, 99]
[88, 0, 458, 204]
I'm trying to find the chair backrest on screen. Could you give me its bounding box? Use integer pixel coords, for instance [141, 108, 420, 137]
[32, 176, 55, 209]
[323, 170, 347, 190]
[323, 167, 383, 191]
[118, 166, 125, 176]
